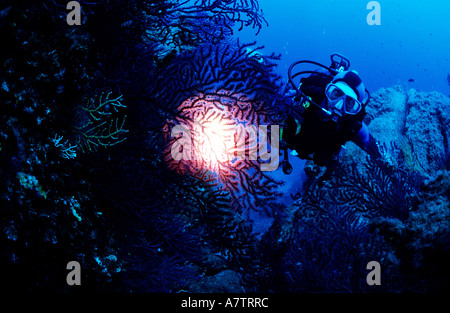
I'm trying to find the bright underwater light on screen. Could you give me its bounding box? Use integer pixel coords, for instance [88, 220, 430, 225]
[165, 92, 256, 173]
[163, 91, 279, 211]
[164, 91, 279, 173]
[190, 109, 236, 168]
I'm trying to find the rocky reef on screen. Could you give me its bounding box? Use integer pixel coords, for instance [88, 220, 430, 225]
[343, 85, 450, 177]
[266, 85, 450, 292]
[362, 86, 450, 291]
[369, 169, 450, 291]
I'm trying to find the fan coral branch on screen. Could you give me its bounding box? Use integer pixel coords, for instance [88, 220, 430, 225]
[51, 134, 78, 159]
[156, 41, 283, 214]
[73, 91, 128, 153]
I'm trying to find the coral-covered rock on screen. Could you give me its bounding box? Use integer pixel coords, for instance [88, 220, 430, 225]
[409, 170, 450, 249]
[341, 85, 408, 169]
[343, 86, 450, 177]
[365, 85, 408, 145]
[370, 169, 450, 291]
[405, 89, 450, 175]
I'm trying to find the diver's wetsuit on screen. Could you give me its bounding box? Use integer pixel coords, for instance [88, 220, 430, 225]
[283, 72, 381, 169]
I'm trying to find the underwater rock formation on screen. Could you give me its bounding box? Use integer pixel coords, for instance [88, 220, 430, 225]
[405, 89, 450, 175]
[364, 85, 407, 145]
[352, 86, 450, 292]
[370, 169, 450, 291]
[343, 85, 450, 177]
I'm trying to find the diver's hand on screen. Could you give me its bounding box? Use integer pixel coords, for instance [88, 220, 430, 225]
[285, 88, 297, 98]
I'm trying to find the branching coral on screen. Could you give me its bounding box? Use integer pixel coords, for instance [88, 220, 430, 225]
[88, 140, 266, 292]
[73, 91, 128, 153]
[74, 0, 279, 291]
[164, 92, 281, 213]
[143, 0, 267, 52]
[304, 156, 424, 221]
[256, 151, 427, 293]
[153, 40, 284, 215]
[52, 134, 78, 159]
[283, 204, 395, 292]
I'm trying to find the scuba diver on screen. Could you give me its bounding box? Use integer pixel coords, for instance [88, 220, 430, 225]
[280, 53, 383, 185]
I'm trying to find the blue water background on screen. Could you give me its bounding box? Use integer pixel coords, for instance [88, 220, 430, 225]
[236, 0, 450, 95]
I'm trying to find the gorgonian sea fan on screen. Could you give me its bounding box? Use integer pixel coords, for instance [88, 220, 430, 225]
[163, 90, 280, 213]
[159, 41, 285, 214]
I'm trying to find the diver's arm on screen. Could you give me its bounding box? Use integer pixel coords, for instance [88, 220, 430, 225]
[352, 122, 382, 159]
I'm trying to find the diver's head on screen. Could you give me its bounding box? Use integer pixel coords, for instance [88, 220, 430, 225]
[324, 70, 368, 123]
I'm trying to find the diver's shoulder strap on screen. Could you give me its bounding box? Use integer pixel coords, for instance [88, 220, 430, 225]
[299, 73, 333, 105]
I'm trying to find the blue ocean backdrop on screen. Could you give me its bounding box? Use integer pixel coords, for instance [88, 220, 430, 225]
[237, 0, 450, 94]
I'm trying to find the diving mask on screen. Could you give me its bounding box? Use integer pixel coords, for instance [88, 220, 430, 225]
[325, 82, 362, 121]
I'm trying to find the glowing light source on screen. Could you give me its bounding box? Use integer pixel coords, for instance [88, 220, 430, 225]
[165, 92, 258, 173]
[191, 110, 236, 168]
[163, 91, 279, 212]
